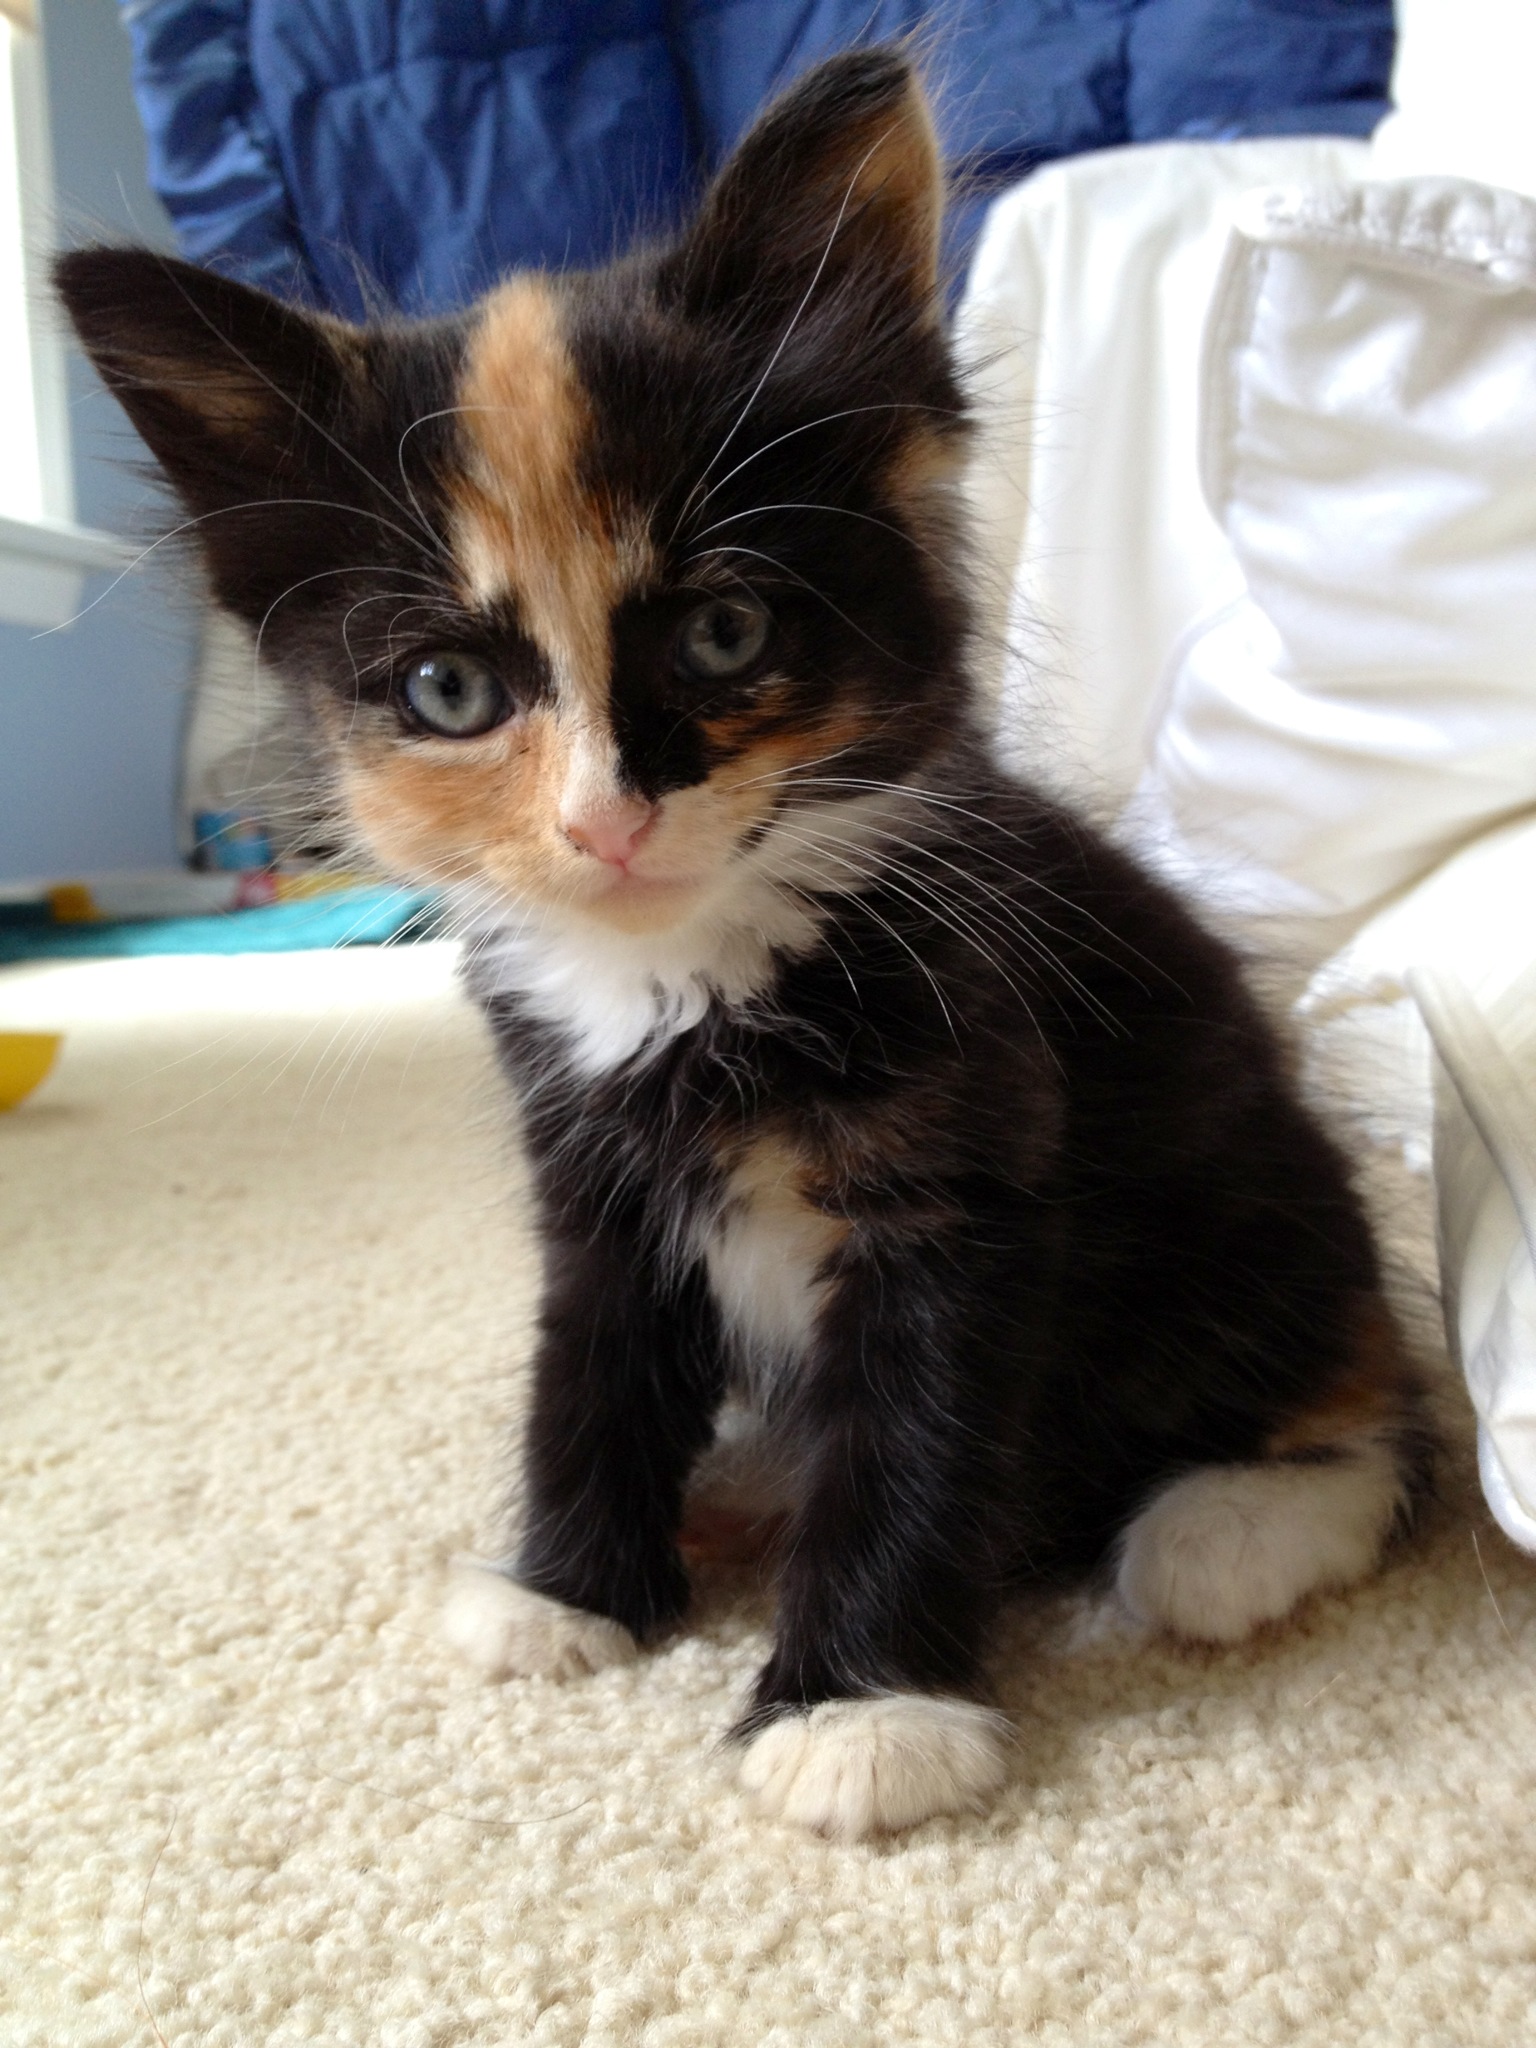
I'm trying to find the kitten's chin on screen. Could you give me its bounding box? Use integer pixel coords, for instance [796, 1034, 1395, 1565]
[467, 862, 706, 935]
[578, 870, 709, 934]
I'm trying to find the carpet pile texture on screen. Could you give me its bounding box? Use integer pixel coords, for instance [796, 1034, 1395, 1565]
[3, 945, 1533, 2047]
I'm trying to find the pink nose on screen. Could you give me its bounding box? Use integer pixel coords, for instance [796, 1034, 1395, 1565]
[562, 797, 659, 869]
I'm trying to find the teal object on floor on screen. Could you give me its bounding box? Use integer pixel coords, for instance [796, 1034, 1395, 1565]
[0, 888, 442, 964]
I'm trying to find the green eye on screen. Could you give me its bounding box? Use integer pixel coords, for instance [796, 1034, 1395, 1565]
[402, 652, 509, 737]
[675, 598, 771, 680]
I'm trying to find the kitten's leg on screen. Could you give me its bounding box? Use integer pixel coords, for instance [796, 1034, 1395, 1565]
[1115, 1313, 1426, 1643]
[733, 1251, 1016, 1839]
[446, 1229, 722, 1680]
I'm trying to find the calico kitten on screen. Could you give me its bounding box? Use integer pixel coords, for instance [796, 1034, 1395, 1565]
[59, 49, 1428, 1840]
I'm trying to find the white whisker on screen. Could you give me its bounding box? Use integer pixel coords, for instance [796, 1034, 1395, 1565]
[686, 401, 960, 526]
[686, 500, 949, 572]
[34, 498, 452, 642]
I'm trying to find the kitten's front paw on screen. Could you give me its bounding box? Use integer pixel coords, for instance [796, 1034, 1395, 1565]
[443, 1562, 637, 1680]
[738, 1695, 1009, 1840]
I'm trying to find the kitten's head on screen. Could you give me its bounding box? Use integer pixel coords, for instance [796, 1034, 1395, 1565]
[57, 50, 970, 935]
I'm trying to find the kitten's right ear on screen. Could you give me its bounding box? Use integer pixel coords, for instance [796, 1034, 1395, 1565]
[667, 48, 943, 326]
[53, 248, 358, 517]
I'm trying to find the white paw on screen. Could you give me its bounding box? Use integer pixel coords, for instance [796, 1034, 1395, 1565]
[1116, 1445, 1404, 1645]
[738, 1695, 1010, 1840]
[442, 1562, 637, 1679]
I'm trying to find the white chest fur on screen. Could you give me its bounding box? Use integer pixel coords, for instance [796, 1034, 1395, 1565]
[464, 876, 822, 1077]
[701, 1139, 848, 1395]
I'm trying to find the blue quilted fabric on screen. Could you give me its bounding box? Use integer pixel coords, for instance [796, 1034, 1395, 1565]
[117, 0, 1393, 318]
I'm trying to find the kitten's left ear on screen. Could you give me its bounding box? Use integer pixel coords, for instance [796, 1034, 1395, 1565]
[668, 47, 943, 322]
[54, 247, 386, 624]
[53, 247, 360, 519]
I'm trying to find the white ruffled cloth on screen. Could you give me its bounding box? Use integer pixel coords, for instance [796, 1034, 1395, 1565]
[958, 134, 1367, 809]
[1297, 818, 1536, 1554]
[1413, 967, 1536, 1551]
[1133, 176, 1536, 925]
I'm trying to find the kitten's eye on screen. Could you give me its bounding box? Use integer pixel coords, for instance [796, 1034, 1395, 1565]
[675, 598, 771, 680]
[401, 653, 509, 737]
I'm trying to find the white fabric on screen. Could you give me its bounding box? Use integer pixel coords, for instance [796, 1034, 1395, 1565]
[955, 136, 1369, 807]
[1292, 814, 1536, 1556]
[1297, 812, 1536, 1163]
[1410, 966, 1536, 1556]
[1371, 0, 1536, 204]
[1130, 176, 1536, 924]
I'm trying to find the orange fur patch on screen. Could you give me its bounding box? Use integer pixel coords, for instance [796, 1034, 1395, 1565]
[719, 1127, 845, 1223]
[702, 705, 874, 783]
[677, 711, 880, 881]
[147, 311, 363, 442]
[834, 76, 943, 299]
[449, 277, 649, 713]
[1265, 1295, 1413, 1458]
[335, 705, 576, 906]
[882, 424, 964, 514]
[676, 1502, 788, 1567]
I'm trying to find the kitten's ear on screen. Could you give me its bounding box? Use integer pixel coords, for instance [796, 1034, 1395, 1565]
[54, 248, 359, 515]
[671, 48, 942, 320]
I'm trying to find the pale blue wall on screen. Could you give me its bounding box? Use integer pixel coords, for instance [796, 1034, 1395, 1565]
[0, 0, 197, 882]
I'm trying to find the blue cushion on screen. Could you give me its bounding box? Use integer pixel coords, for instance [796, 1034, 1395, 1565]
[118, 0, 1393, 317]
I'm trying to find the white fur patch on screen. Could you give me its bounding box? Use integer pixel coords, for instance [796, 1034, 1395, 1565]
[1115, 1441, 1405, 1644]
[701, 1149, 844, 1393]
[467, 873, 821, 1076]
[738, 1695, 1010, 1839]
[442, 1562, 637, 1679]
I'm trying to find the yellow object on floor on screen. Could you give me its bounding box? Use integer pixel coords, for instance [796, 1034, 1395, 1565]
[0, 1030, 61, 1109]
[45, 883, 100, 923]
[272, 867, 376, 901]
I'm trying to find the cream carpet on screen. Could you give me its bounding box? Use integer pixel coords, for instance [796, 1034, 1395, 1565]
[3, 944, 1534, 2048]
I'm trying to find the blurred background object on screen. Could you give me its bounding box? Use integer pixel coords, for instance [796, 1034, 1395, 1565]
[0, 0, 195, 886]
[0, 0, 1398, 904]
[118, 0, 1395, 317]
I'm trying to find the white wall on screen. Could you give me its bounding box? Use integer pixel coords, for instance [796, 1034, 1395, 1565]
[0, 0, 198, 883]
